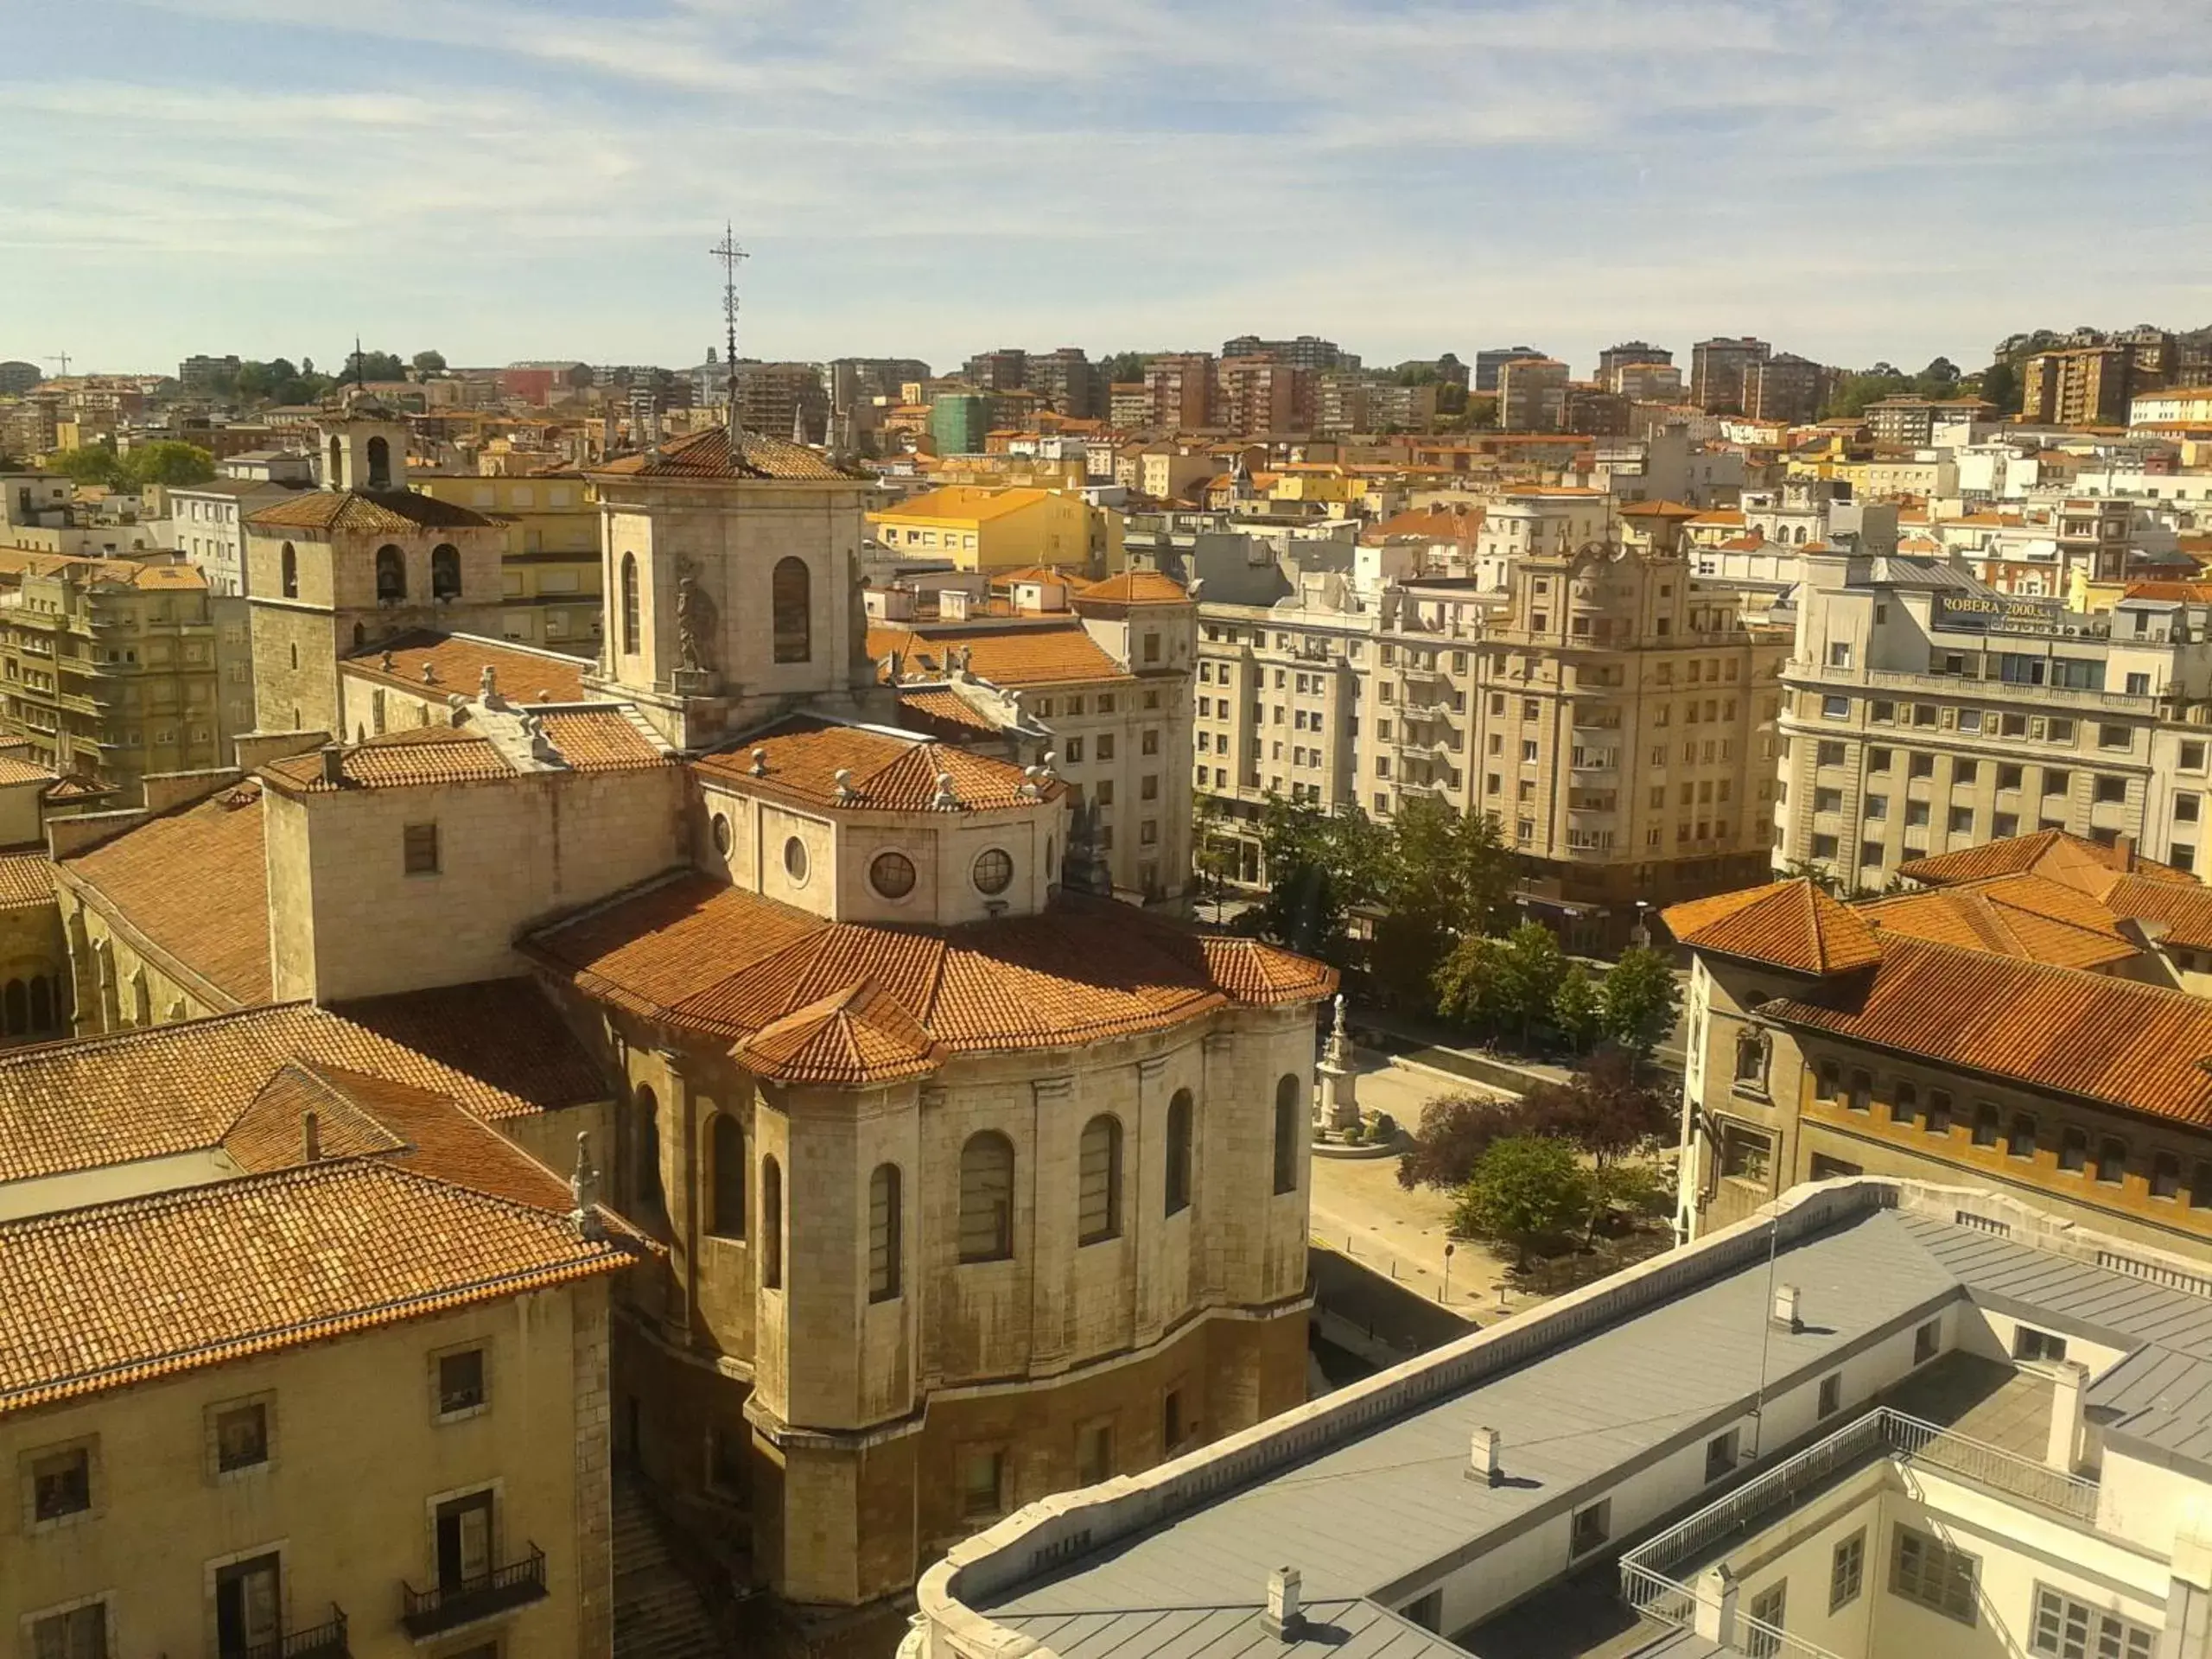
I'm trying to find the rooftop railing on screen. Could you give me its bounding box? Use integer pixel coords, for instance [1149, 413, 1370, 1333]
[1621, 1408, 2097, 1656]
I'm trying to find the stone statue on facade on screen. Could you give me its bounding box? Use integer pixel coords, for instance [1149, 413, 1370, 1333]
[675, 557, 718, 674]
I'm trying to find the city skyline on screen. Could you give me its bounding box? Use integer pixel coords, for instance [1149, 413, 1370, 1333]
[10, 0, 2212, 377]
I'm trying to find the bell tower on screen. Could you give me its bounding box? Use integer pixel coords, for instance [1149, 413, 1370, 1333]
[319, 402, 409, 493]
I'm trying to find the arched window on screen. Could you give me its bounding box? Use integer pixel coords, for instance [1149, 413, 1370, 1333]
[957, 1131, 1015, 1262]
[374, 544, 406, 601]
[1166, 1089, 1193, 1217]
[352, 622, 366, 650]
[868, 1163, 902, 1302]
[1077, 1116, 1123, 1243]
[772, 556, 811, 663]
[760, 1155, 784, 1289]
[1272, 1074, 1301, 1195]
[131, 970, 151, 1029]
[29, 976, 52, 1032]
[634, 1083, 663, 1211]
[327, 435, 342, 486]
[620, 553, 640, 656]
[430, 543, 461, 600]
[280, 543, 298, 599]
[365, 435, 391, 490]
[709, 1114, 746, 1238]
[3, 980, 23, 1036]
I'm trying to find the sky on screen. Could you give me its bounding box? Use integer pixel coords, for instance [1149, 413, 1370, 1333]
[7, 0, 2212, 380]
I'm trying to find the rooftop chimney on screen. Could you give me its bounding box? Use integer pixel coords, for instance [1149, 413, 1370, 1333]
[1770, 1283, 1802, 1333]
[1467, 1426, 1503, 1486]
[318, 744, 345, 786]
[302, 1110, 321, 1163]
[1262, 1567, 1305, 1641]
[2047, 1358, 2088, 1474]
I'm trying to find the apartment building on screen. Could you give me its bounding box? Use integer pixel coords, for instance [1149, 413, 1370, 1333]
[0, 555, 249, 801]
[2022, 346, 2133, 426]
[1690, 336, 1771, 412]
[1866, 394, 1996, 446]
[1141, 354, 1217, 430]
[1775, 554, 2212, 890]
[167, 456, 315, 595]
[1216, 356, 1313, 435]
[1495, 356, 1569, 430]
[1611, 360, 1685, 402]
[1744, 352, 1828, 424]
[411, 469, 603, 651]
[1472, 345, 1545, 393]
[1218, 334, 1357, 372]
[868, 485, 1122, 574]
[921, 1173, 2212, 1659]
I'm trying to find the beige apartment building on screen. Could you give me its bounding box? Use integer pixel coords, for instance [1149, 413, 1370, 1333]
[412, 468, 604, 652]
[0, 552, 249, 802]
[0, 1002, 639, 1659]
[1775, 554, 2212, 889]
[1194, 529, 1789, 948]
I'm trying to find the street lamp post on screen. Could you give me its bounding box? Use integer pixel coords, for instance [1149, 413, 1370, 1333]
[1442, 1242, 1454, 1306]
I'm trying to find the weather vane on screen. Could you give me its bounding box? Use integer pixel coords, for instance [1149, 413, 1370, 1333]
[710, 223, 747, 442]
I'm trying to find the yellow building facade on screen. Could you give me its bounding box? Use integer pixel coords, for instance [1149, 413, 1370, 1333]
[411, 470, 603, 652]
[868, 486, 1122, 574]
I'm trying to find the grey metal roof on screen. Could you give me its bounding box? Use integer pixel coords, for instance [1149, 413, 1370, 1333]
[982, 1209, 1961, 1621]
[990, 1599, 1465, 1659]
[2086, 1345, 2212, 1464]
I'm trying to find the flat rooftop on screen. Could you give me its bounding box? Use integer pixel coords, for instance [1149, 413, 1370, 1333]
[937, 1185, 2212, 1659]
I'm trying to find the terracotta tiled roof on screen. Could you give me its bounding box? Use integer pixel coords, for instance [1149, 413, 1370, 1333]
[1765, 936, 2212, 1128]
[0, 751, 55, 787]
[245, 490, 495, 532]
[63, 779, 272, 1005]
[524, 878, 1333, 1084]
[1854, 877, 2140, 971]
[897, 686, 1005, 736]
[534, 710, 671, 772]
[262, 727, 511, 793]
[340, 628, 595, 706]
[2124, 581, 2212, 603]
[0, 1161, 632, 1415]
[694, 716, 1053, 813]
[734, 985, 947, 1084]
[1077, 571, 1192, 606]
[42, 774, 112, 803]
[0, 998, 596, 1184]
[869, 622, 1130, 687]
[1661, 879, 1881, 975]
[224, 1062, 408, 1168]
[1617, 499, 1703, 518]
[1897, 830, 2192, 899]
[327, 977, 609, 1114]
[2105, 877, 2212, 952]
[591, 427, 865, 482]
[0, 852, 54, 912]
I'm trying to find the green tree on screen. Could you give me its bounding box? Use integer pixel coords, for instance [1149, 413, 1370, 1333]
[1491, 922, 1568, 1044]
[343, 347, 406, 384]
[1397, 1092, 1516, 1191]
[122, 442, 215, 488]
[1452, 1135, 1591, 1268]
[46, 445, 124, 486]
[1598, 947, 1681, 1059]
[1433, 932, 1513, 1036]
[1367, 797, 1512, 1009]
[1099, 351, 1150, 385]
[1465, 393, 1499, 428]
[1252, 798, 1389, 967]
[411, 349, 448, 375]
[1977, 359, 2022, 416]
[1551, 963, 1601, 1052]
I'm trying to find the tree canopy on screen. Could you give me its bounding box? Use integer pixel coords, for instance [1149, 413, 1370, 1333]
[124, 442, 216, 487]
[233, 358, 335, 406]
[411, 349, 448, 375]
[1596, 948, 1681, 1058]
[1452, 1136, 1591, 1268]
[343, 347, 407, 384]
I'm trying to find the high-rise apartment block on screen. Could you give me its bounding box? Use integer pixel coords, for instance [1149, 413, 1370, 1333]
[1745, 352, 1829, 424]
[1219, 334, 1358, 372]
[1496, 357, 1570, 430]
[2021, 346, 2133, 426]
[1216, 356, 1313, 435]
[1142, 354, 1218, 430]
[176, 353, 241, 397]
[1473, 345, 1545, 393]
[1690, 336, 1773, 412]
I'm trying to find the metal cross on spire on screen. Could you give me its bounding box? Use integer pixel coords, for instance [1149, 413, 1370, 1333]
[710, 223, 748, 445]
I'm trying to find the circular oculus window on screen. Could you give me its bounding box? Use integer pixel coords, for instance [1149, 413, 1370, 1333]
[870, 850, 917, 899]
[972, 847, 1014, 895]
[783, 836, 810, 884]
[710, 812, 732, 856]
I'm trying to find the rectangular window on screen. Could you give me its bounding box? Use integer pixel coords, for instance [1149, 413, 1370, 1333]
[29, 1605, 105, 1659]
[1831, 1529, 1866, 1611]
[2031, 1583, 2156, 1659]
[1721, 1124, 1771, 1182]
[2015, 1327, 2069, 1363]
[2095, 1136, 2126, 1185]
[1869, 747, 1892, 771]
[437, 1348, 486, 1418]
[1914, 1319, 1940, 1363]
[1163, 1388, 1187, 1451]
[214, 1402, 269, 1472]
[1818, 1373, 1842, 1418]
[2153, 1151, 2183, 1200]
[434, 1491, 493, 1590]
[1570, 1498, 1611, 1555]
[1077, 1421, 1115, 1486]
[1891, 1525, 1978, 1624]
[1705, 1427, 1740, 1483]
[961, 1449, 1005, 1520]
[216, 1553, 283, 1656]
[2060, 1126, 2089, 1173]
[29, 1446, 91, 1522]
[1745, 1582, 1787, 1659]
[403, 822, 440, 876]
[2096, 775, 2126, 804]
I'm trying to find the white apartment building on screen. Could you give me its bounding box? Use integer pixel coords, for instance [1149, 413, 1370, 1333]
[1777, 550, 2212, 886]
[917, 1177, 2212, 1659]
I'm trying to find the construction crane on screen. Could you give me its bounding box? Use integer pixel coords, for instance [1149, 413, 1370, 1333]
[43, 352, 71, 377]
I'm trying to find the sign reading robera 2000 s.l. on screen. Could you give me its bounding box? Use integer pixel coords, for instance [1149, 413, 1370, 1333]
[1933, 593, 2064, 635]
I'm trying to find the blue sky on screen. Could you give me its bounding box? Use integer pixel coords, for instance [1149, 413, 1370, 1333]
[7, 0, 2212, 379]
